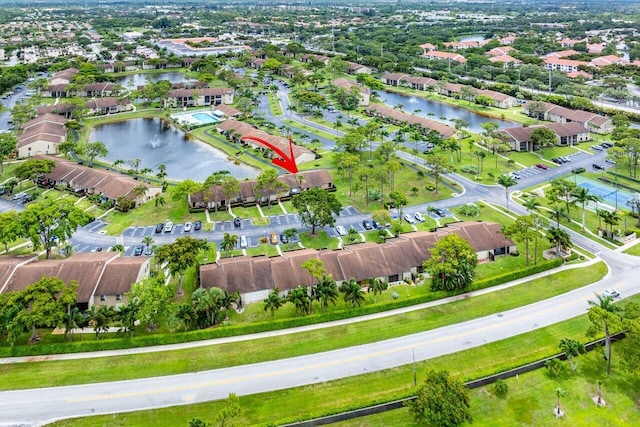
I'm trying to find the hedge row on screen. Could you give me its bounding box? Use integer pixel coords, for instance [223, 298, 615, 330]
[0, 260, 565, 358]
[605, 171, 640, 187]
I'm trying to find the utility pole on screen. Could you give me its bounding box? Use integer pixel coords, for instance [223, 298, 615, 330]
[548, 68, 552, 93]
[331, 25, 335, 54]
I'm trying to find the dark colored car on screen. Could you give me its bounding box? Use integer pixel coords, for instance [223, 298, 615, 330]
[593, 163, 605, 170]
[193, 220, 202, 231]
[155, 223, 164, 233]
[133, 245, 144, 256]
[362, 220, 373, 230]
[233, 217, 242, 227]
[434, 208, 447, 218]
[280, 234, 289, 244]
[372, 220, 382, 230]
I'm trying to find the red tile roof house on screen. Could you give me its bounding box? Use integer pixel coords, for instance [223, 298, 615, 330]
[163, 87, 234, 108]
[421, 50, 467, 64]
[216, 119, 316, 167]
[364, 103, 456, 139]
[187, 169, 334, 210]
[199, 222, 515, 304]
[0, 252, 150, 311]
[497, 122, 590, 152]
[39, 155, 161, 207]
[522, 102, 612, 134]
[488, 55, 523, 69]
[380, 73, 437, 91]
[331, 78, 370, 106]
[17, 114, 68, 158]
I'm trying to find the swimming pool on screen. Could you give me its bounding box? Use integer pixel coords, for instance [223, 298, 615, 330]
[192, 112, 219, 124]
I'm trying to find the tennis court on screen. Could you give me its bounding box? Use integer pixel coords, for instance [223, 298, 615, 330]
[577, 177, 632, 209]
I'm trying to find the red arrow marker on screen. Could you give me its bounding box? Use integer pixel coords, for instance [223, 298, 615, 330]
[241, 135, 299, 173]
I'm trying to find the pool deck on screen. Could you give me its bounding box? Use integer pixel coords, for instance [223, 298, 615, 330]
[171, 109, 219, 126]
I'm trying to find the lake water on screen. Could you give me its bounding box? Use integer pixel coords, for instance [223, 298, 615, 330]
[115, 72, 193, 89]
[376, 91, 513, 133]
[459, 34, 485, 42]
[90, 118, 258, 181]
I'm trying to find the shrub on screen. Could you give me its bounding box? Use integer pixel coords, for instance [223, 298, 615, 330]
[458, 203, 480, 217]
[460, 165, 480, 175]
[545, 358, 568, 378]
[493, 379, 509, 397]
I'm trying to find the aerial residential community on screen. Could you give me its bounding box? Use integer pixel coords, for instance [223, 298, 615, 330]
[1, 0, 640, 425]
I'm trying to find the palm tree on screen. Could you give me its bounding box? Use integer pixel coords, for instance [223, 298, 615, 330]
[547, 227, 572, 257]
[367, 278, 388, 303]
[62, 307, 86, 342]
[588, 294, 622, 376]
[219, 290, 240, 320]
[142, 235, 154, 248]
[339, 278, 365, 308]
[115, 300, 139, 337]
[86, 305, 114, 339]
[523, 197, 541, 213]
[263, 287, 283, 318]
[312, 276, 339, 311]
[287, 286, 312, 316]
[601, 210, 621, 239]
[175, 303, 196, 331]
[497, 174, 517, 210]
[551, 204, 567, 228]
[192, 287, 221, 328]
[572, 187, 602, 231]
[221, 233, 238, 257]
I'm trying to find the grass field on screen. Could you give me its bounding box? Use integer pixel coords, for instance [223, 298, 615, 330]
[48, 293, 637, 427]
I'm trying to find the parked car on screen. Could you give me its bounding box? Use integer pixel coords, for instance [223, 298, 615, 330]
[133, 245, 144, 256]
[434, 208, 447, 217]
[372, 220, 382, 230]
[415, 212, 425, 222]
[335, 225, 347, 236]
[164, 221, 173, 233]
[143, 246, 153, 256]
[193, 221, 202, 231]
[592, 163, 605, 170]
[601, 142, 613, 149]
[591, 145, 603, 151]
[551, 158, 562, 164]
[571, 167, 586, 174]
[362, 220, 373, 230]
[183, 222, 192, 232]
[603, 289, 620, 299]
[535, 163, 548, 170]
[233, 217, 242, 228]
[90, 246, 102, 252]
[280, 234, 289, 244]
[240, 235, 248, 248]
[270, 232, 279, 244]
[155, 223, 164, 233]
[11, 192, 28, 201]
[402, 214, 415, 224]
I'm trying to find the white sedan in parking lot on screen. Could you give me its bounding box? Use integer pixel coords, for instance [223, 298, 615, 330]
[414, 212, 425, 222]
[335, 225, 347, 236]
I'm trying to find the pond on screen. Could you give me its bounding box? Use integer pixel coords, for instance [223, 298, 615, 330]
[114, 72, 194, 89]
[376, 91, 513, 133]
[90, 118, 259, 182]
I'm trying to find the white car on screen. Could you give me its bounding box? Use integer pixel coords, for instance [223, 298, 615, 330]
[402, 214, 415, 224]
[183, 222, 192, 232]
[602, 289, 620, 299]
[335, 225, 347, 236]
[414, 212, 425, 222]
[240, 235, 248, 248]
[164, 221, 173, 233]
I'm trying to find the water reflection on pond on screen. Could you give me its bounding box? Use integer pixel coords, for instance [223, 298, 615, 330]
[376, 91, 513, 133]
[90, 118, 258, 181]
[115, 72, 193, 89]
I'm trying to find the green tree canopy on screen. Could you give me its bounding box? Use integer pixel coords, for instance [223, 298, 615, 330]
[423, 234, 478, 292]
[292, 188, 342, 235]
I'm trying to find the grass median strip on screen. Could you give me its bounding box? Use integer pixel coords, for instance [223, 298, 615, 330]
[0, 262, 606, 390]
[49, 294, 635, 427]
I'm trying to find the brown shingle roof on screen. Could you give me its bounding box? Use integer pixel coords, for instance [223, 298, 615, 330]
[95, 257, 148, 297]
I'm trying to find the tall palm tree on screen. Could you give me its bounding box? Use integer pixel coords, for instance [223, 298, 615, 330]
[588, 294, 622, 376]
[175, 303, 196, 331]
[339, 278, 365, 308]
[572, 187, 602, 231]
[497, 174, 517, 210]
[546, 227, 572, 257]
[142, 235, 154, 248]
[115, 300, 139, 337]
[62, 307, 86, 342]
[367, 278, 388, 303]
[263, 287, 283, 318]
[219, 290, 240, 320]
[551, 204, 567, 228]
[221, 233, 238, 256]
[287, 286, 312, 316]
[523, 197, 541, 213]
[312, 276, 338, 311]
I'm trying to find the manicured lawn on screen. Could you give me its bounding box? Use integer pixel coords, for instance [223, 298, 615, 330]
[102, 188, 205, 235]
[231, 205, 269, 227]
[268, 93, 283, 116]
[0, 261, 606, 391]
[246, 243, 279, 257]
[623, 242, 640, 256]
[48, 294, 635, 427]
[299, 230, 340, 250]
